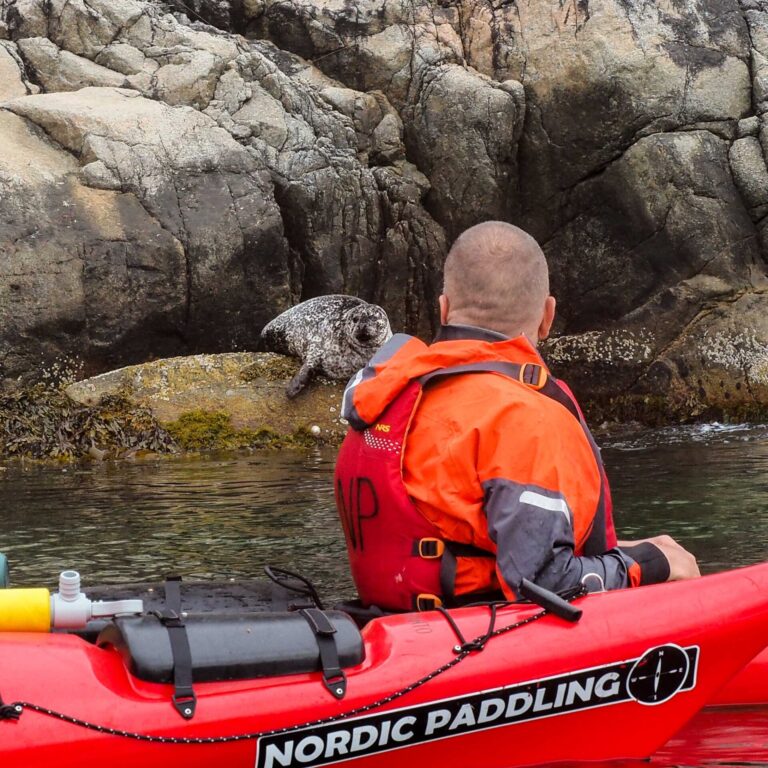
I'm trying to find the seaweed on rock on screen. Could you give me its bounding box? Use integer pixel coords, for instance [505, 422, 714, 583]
[0, 386, 176, 460]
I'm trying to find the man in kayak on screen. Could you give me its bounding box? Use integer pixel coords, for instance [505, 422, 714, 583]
[335, 221, 699, 611]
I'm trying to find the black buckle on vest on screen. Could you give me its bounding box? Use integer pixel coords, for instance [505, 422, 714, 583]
[152, 575, 197, 720]
[415, 593, 443, 611]
[299, 608, 347, 700]
[415, 538, 445, 559]
[518, 363, 546, 390]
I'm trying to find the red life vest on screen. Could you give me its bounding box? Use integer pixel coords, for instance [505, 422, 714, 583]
[334, 363, 616, 612]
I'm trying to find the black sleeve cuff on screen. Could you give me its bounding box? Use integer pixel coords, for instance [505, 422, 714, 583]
[620, 542, 670, 585]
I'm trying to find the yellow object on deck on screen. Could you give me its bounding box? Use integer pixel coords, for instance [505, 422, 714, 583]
[0, 588, 51, 632]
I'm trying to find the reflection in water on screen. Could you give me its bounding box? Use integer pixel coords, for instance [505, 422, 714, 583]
[0, 450, 354, 600]
[1, 423, 767, 593]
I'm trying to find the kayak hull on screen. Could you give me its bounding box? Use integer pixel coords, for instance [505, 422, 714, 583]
[710, 645, 768, 706]
[3, 564, 768, 768]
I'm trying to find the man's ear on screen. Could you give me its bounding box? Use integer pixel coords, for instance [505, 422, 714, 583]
[439, 294, 450, 325]
[537, 296, 556, 341]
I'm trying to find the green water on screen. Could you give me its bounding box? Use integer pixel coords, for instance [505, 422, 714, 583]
[605, 422, 768, 572]
[1, 422, 767, 592]
[0, 450, 354, 597]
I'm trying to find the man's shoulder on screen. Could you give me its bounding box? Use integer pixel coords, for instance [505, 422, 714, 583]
[419, 370, 586, 428]
[423, 368, 572, 404]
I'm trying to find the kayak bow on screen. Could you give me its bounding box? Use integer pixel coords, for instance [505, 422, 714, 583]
[1, 563, 768, 768]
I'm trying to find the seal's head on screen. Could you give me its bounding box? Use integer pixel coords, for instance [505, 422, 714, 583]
[344, 303, 392, 354]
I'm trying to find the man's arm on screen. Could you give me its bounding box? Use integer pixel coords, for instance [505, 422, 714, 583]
[483, 478, 641, 595]
[483, 481, 700, 595]
[477, 399, 699, 596]
[619, 537, 700, 582]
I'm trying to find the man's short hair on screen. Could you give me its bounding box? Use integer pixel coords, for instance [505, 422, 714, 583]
[443, 221, 549, 337]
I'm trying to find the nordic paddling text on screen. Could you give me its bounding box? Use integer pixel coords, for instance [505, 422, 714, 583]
[256, 644, 699, 768]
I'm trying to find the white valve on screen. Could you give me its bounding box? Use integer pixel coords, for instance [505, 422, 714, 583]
[58, 570, 81, 600]
[50, 570, 144, 629]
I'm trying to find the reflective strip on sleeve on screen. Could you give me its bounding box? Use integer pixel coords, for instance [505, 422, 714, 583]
[518, 490, 572, 523]
[341, 369, 366, 426]
[483, 478, 576, 591]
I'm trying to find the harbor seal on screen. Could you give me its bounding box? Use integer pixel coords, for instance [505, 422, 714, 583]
[260, 295, 392, 397]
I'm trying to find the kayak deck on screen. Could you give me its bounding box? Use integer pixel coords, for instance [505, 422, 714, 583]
[2, 565, 768, 768]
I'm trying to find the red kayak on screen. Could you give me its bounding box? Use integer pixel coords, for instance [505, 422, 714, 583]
[2, 564, 768, 768]
[711, 645, 768, 706]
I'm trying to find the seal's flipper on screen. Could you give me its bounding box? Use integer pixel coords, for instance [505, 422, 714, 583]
[286, 364, 314, 398]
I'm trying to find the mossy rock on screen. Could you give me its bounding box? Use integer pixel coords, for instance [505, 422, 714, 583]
[166, 410, 320, 451]
[166, 410, 239, 450]
[66, 353, 348, 451]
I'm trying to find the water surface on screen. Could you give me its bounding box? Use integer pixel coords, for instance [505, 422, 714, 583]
[605, 422, 768, 573]
[2, 423, 767, 591]
[0, 450, 353, 596]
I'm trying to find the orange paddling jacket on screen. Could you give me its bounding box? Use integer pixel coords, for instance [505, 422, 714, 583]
[335, 326, 668, 611]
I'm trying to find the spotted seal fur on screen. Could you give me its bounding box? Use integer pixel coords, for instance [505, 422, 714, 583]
[260, 295, 392, 397]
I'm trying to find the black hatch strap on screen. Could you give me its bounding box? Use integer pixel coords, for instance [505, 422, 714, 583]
[299, 608, 347, 700]
[153, 575, 197, 720]
[0, 602, 560, 742]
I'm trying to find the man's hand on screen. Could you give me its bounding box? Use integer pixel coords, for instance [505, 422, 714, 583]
[618, 535, 700, 581]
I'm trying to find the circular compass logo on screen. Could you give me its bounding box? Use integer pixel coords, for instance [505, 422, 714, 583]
[626, 644, 691, 706]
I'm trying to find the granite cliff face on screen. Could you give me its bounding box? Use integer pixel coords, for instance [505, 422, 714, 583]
[2, 0, 768, 419]
[0, 0, 445, 384]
